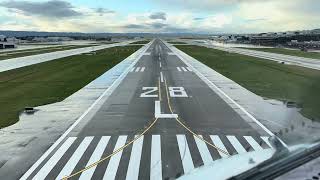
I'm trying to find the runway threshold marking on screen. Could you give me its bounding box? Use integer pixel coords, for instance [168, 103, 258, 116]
[150, 135, 162, 180]
[33, 137, 77, 180]
[103, 136, 127, 180]
[177, 135, 194, 173]
[226, 136, 247, 154]
[194, 135, 213, 165]
[126, 135, 144, 180]
[33, 134, 270, 179]
[244, 136, 263, 151]
[209, 135, 229, 158]
[79, 136, 111, 180]
[57, 136, 94, 179]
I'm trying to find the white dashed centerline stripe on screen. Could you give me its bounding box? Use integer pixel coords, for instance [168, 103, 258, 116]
[103, 136, 127, 180]
[181, 67, 187, 72]
[56, 137, 94, 179]
[135, 67, 141, 72]
[210, 135, 229, 158]
[160, 72, 164, 83]
[32, 137, 77, 180]
[177, 67, 181, 72]
[150, 135, 162, 180]
[159, 62, 162, 68]
[141, 67, 145, 72]
[194, 135, 213, 165]
[176, 135, 194, 174]
[226, 136, 247, 154]
[79, 136, 111, 180]
[244, 136, 263, 151]
[126, 135, 144, 180]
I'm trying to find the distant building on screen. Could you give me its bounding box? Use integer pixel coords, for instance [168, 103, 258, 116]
[31, 36, 73, 42]
[0, 35, 17, 49]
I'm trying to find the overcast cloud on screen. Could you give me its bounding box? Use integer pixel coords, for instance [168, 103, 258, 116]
[0, 0, 82, 18]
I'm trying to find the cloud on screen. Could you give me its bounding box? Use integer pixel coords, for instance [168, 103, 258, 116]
[122, 24, 147, 29]
[193, 17, 205, 21]
[149, 22, 167, 28]
[245, 18, 268, 22]
[149, 12, 166, 20]
[95, 8, 115, 16]
[0, 0, 82, 18]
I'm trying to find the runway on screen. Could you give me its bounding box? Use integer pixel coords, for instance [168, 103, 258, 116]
[16, 39, 273, 180]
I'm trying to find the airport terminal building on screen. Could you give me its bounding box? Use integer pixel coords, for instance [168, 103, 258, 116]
[0, 35, 17, 49]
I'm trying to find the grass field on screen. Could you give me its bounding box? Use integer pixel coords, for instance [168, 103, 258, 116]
[176, 45, 320, 121]
[242, 47, 320, 60]
[0, 45, 93, 60]
[0, 45, 142, 128]
[129, 40, 150, 44]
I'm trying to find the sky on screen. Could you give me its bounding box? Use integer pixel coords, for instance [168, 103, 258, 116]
[0, 0, 319, 33]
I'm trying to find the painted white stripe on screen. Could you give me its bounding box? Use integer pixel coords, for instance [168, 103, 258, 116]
[135, 67, 141, 72]
[177, 67, 181, 72]
[261, 136, 272, 148]
[103, 136, 127, 180]
[150, 135, 162, 180]
[130, 67, 135, 72]
[56, 137, 93, 179]
[194, 135, 213, 165]
[140, 67, 145, 72]
[159, 62, 162, 68]
[226, 136, 247, 154]
[186, 67, 192, 72]
[33, 137, 76, 180]
[176, 135, 194, 173]
[160, 72, 164, 83]
[126, 136, 144, 180]
[79, 136, 111, 180]
[210, 135, 229, 158]
[159, 56, 161, 60]
[181, 67, 187, 72]
[20, 40, 154, 180]
[244, 136, 263, 151]
[154, 101, 178, 118]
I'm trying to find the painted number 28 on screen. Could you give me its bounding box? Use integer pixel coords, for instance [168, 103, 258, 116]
[140, 87, 188, 97]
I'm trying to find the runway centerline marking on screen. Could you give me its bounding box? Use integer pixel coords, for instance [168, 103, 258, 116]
[160, 72, 164, 83]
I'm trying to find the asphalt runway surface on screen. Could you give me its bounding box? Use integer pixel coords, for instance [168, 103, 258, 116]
[16, 39, 272, 180]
